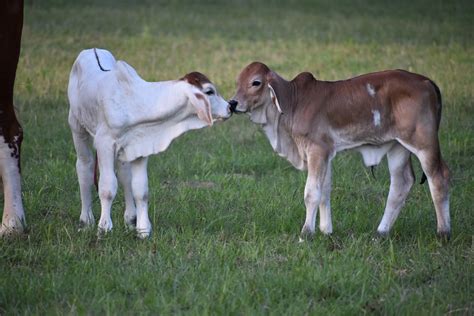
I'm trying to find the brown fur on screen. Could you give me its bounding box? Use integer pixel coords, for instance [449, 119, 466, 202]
[180, 72, 212, 88]
[0, 0, 23, 170]
[231, 62, 450, 237]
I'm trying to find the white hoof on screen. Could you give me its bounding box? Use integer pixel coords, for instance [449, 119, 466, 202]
[97, 218, 113, 234]
[136, 229, 151, 239]
[0, 216, 25, 237]
[79, 213, 95, 230]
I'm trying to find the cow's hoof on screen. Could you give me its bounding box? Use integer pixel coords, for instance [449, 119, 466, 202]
[124, 216, 137, 230]
[97, 220, 113, 237]
[0, 217, 25, 238]
[136, 229, 151, 239]
[0, 225, 24, 238]
[319, 225, 333, 236]
[78, 220, 95, 232]
[436, 230, 451, 242]
[299, 227, 315, 242]
[374, 230, 390, 240]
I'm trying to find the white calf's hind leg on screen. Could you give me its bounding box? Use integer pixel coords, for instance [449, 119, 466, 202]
[319, 164, 333, 235]
[117, 161, 137, 228]
[131, 157, 151, 238]
[96, 145, 117, 234]
[0, 136, 25, 236]
[377, 144, 414, 235]
[71, 130, 95, 227]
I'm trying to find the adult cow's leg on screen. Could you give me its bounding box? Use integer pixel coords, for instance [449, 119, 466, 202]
[117, 161, 137, 229]
[300, 146, 329, 241]
[0, 0, 25, 237]
[130, 157, 151, 239]
[71, 125, 95, 227]
[0, 130, 25, 236]
[376, 144, 414, 235]
[96, 143, 117, 234]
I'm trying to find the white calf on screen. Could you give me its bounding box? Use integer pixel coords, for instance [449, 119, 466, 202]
[68, 48, 231, 238]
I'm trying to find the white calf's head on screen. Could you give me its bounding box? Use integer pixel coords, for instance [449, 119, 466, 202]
[181, 72, 231, 123]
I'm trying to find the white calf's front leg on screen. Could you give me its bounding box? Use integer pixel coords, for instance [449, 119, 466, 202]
[117, 161, 137, 228]
[300, 147, 329, 241]
[318, 164, 333, 235]
[97, 145, 117, 234]
[71, 130, 95, 227]
[131, 157, 151, 238]
[0, 136, 25, 236]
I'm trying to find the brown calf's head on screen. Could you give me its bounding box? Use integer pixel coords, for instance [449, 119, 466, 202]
[229, 62, 283, 114]
[181, 72, 231, 122]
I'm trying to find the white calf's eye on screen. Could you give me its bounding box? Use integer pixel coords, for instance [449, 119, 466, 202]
[205, 90, 215, 96]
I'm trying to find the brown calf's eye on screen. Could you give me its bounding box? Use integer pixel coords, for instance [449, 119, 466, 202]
[252, 80, 261, 87]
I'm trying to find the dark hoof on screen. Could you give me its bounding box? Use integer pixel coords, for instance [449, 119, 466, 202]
[78, 220, 94, 231]
[436, 231, 451, 242]
[125, 217, 137, 229]
[299, 228, 315, 242]
[371, 231, 390, 242]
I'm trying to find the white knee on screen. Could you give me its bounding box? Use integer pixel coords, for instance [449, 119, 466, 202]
[99, 173, 117, 201]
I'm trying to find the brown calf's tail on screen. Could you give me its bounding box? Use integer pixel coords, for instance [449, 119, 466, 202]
[420, 79, 443, 185]
[428, 79, 443, 131]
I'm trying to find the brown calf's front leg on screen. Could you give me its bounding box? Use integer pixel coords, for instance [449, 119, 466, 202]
[300, 146, 331, 241]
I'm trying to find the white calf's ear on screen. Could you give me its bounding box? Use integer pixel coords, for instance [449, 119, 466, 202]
[189, 91, 213, 126]
[268, 84, 283, 114]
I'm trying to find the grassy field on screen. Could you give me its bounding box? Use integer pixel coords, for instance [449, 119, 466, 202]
[1, 0, 473, 314]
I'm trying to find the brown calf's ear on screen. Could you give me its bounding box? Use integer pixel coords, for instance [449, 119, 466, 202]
[268, 83, 283, 114]
[190, 92, 213, 126]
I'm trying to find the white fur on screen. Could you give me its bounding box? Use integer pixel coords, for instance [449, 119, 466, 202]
[366, 83, 376, 97]
[268, 84, 283, 113]
[68, 48, 230, 238]
[357, 142, 394, 167]
[372, 110, 381, 126]
[0, 136, 25, 236]
[250, 102, 306, 170]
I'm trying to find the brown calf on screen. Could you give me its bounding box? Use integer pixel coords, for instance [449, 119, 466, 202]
[230, 62, 450, 239]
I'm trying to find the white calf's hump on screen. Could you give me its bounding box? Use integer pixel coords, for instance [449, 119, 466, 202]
[74, 48, 117, 73]
[68, 49, 118, 135]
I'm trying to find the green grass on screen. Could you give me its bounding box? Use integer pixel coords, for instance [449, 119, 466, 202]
[1, 0, 473, 314]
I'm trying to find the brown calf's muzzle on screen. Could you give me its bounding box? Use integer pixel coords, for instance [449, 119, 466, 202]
[228, 99, 249, 114]
[228, 99, 239, 113]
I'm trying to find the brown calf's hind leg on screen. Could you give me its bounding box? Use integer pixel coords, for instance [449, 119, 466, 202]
[376, 144, 414, 236]
[318, 165, 333, 235]
[416, 148, 450, 238]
